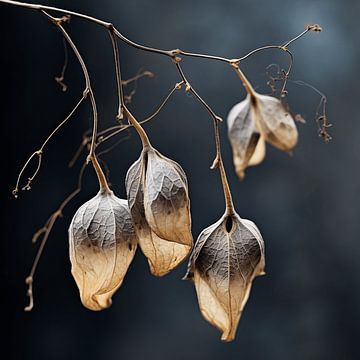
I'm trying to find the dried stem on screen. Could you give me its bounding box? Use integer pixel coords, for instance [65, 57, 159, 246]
[68, 74, 167, 168]
[5, 1, 320, 195]
[40, 10, 109, 191]
[174, 60, 222, 122]
[230, 62, 257, 98]
[55, 37, 69, 91]
[171, 60, 234, 214]
[12, 95, 86, 197]
[109, 28, 125, 120]
[123, 105, 151, 149]
[25, 162, 87, 311]
[91, 154, 110, 191]
[0, 1, 318, 67]
[98, 81, 184, 145]
[211, 119, 235, 216]
[121, 70, 154, 86]
[292, 80, 331, 142]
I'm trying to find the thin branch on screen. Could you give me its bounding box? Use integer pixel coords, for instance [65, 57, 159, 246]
[97, 81, 184, 145]
[108, 28, 125, 120]
[68, 70, 158, 167]
[55, 36, 69, 91]
[12, 95, 86, 197]
[25, 162, 87, 311]
[40, 10, 109, 191]
[121, 70, 154, 86]
[211, 119, 235, 215]
[0, 1, 320, 68]
[230, 61, 257, 98]
[174, 60, 222, 122]
[292, 80, 331, 142]
[68, 130, 91, 168]
[171, 60, 234, 214]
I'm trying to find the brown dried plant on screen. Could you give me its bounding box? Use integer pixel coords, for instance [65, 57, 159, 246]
[2, 0, 330, 342]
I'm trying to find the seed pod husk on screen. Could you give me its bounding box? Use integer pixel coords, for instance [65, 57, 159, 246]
[227, 92, 298, 178]
[252, 93, 298, 151]
[69, 189, 137, 311]
[184, 211, 265, 342]
[227, 95, 266, 179]
[126, 146, 193, 276]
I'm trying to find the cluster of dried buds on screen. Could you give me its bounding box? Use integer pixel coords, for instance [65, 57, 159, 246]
[69, 66, 299, 341]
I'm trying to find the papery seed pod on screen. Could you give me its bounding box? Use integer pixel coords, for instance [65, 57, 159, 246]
[253, 93, 298, 151]
[184, 211, 265, 342]
[126, 147, 193, 276]
[69, 189, 137, 311]
[227, 95, 266, 179]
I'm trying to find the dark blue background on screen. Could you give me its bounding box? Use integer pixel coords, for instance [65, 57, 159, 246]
[1, 0, 359, 359]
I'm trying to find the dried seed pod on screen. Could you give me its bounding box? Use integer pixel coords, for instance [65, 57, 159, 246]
[126, 147, 193, 276]
[227, 95, 266, 179]
[227, 92, 297, 178]
[184, 211, 265, 342]
[253, 93, 298, 151]
[69, 189, 137, 311]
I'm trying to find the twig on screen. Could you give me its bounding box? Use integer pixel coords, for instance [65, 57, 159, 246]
[108, 28, 125, 120]
[0, 1, 320, 68]
[97, 81, 184, 145]
[173, 59, 222, 122]
[211, 119, 235, 215]
[25, 162, 87, 311]
[40, 10, 109, 191]
[292, 80, 331, 142]
[121, 70, 154, 86]
[54, 27, 70, 91]
[12, 95, 86, 197]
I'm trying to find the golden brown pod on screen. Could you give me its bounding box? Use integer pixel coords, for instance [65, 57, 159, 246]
[126, 147, 193, 276]
[184, 211, 265, 342]
[69, 189, 137, 311]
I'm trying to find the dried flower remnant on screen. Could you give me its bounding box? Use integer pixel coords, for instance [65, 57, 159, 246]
[184, 212, 265, 342]
[69, 188, 137, 310]
[125, 109, 193, 276]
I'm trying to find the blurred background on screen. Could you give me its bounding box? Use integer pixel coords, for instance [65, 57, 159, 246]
[1, 0, 359, 359]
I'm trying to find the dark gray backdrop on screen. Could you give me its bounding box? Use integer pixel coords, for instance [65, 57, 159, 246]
[1, 0, 359, 359]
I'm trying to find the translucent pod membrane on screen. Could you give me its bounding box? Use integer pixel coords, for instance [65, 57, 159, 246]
[184, 211, 265, 342]
[126, 146, 193, 276]
[227, 93, 298, 179]
[69, 189, 137, 311]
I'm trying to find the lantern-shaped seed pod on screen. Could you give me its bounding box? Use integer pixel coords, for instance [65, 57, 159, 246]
[227, 94, 266, 179]
[126, 147, 193, 276]
[69, 160, 137, 311]
[228, 64, 298, 178]
[184, 211, 265, 342]
[253, 93, 298, 151]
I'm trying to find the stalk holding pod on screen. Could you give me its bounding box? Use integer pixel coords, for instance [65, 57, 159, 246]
[184, 120, 265, 342]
